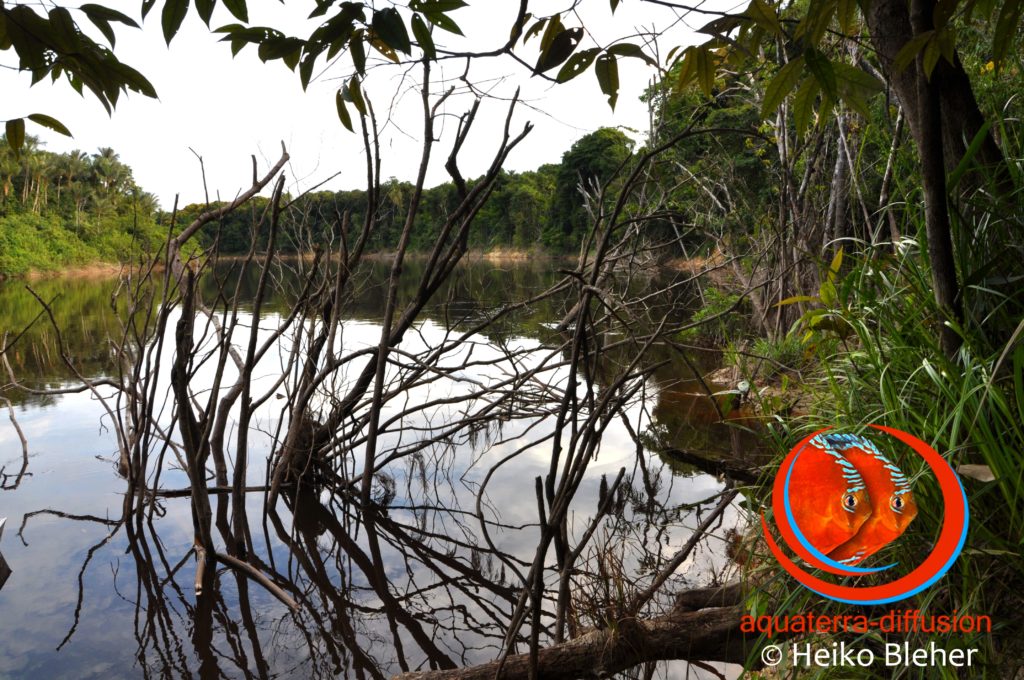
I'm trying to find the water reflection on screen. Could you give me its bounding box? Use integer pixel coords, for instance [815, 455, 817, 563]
[0, 261, 755, 678]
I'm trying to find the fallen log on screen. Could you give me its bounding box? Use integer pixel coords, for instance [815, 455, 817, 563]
[392, 583, 756, 680]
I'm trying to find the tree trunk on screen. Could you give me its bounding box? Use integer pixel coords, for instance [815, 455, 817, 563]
[392, 584, 754, 680]
[863, 0, 1004, 178]
[864, 0, 969, 357]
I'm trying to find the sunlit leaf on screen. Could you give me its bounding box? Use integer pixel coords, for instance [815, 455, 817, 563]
[819, 279, 838, 306]
[792, 77, 820, 134]
[828, 247, 843, 281]
[775, 295, 818, 306]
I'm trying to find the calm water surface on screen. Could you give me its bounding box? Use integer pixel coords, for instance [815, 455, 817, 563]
[0, 260, 756, 679]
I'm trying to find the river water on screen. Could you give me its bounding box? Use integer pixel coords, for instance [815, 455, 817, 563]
[0, 260, 757, 679]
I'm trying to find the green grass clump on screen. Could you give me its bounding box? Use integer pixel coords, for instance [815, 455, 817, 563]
[748, 227, 1024, 677]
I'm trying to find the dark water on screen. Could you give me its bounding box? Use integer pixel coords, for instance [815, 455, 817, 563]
[0, 260, 756, 679]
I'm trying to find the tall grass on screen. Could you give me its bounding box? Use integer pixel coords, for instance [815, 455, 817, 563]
[745, 195, 1024, 677]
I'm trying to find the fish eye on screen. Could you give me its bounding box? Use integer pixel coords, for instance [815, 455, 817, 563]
[891, 495, 905, 512]
[843, 493, 858, 509]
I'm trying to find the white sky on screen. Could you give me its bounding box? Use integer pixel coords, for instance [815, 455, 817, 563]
[2, 0, 738, 208]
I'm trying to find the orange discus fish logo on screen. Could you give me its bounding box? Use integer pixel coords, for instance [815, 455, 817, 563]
[761, 425, 968, 605]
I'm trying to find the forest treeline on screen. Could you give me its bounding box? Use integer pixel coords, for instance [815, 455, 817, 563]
[1, 123, 658, 274]
[0, 141, 166, 275]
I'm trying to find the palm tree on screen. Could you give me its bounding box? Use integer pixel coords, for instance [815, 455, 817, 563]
[90, 147, 131, 219]
[65, 150, 92, 228]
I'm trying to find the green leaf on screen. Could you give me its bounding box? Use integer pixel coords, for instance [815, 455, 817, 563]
[833, 62, 881, 116]
[610, 0, 622, 12]
[795, 0, 837, 43]
[535, 27, 582, 74]
[350, 32, 366, 74]
[347, 76, 367, 115]
[993, 0, 1023, 67]
[819, 279, 838, 306]
[745, 0, 782, 35]
[539, 14, 563, 53]
[804, 48, 837, 99]
[792, 77, 819, 134]
[411, 0, 468, 11]
[523, 18, 546, 43]
[508, 11, 531, 43]
[80, 4, 139, 46]
[836, 0, 858, 33]
[161, 0, 189, 44]
[336, 91, 353, 131]
[258, 37, 305, 65]
[893, 31, 934, 73]
[675, 47, 698, 91]
[81, 4, 139, 27]
[828, 247, 843, 281]
[48, 7, 80, 52]
[195, 0, 214, 26]
[556, 47, 599, 82]
[775, 295, 818, 307]
[27, 113, 73, 137]
[369, 37, 399, 63]
[606, 42, 657, 66]
[694, 47, 715, 97]
[299, 52, 317, 89]
[372, 7, 411, 55]
[922, 40, 941, 77]
[761, 57, 804, 118]
[5, 118, 26, 159]
[411, 13, 435, 59]
[222, 0, 249, 22]
[595, 53, 619, 109]
[948, 121, 992, 189]
[86, 15, 117, 47]
[110, 61, 158, 97]
[421, 9, 463, 35]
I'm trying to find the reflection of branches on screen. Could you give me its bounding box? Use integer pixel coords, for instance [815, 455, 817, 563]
[1, 70, 773, 679]
[1, 396, 29, 490]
